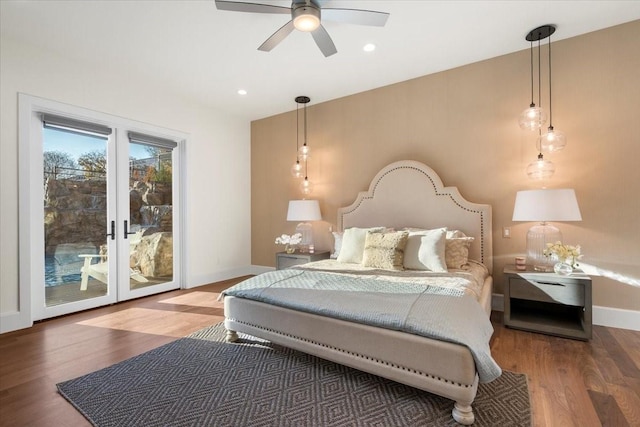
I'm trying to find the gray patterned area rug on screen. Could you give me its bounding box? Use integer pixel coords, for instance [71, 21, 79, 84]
[57, 323, 531, 426]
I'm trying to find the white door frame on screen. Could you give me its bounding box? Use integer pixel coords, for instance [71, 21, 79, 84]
[18, 94, 186, 323]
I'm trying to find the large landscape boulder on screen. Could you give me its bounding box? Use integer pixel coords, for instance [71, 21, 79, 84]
[130, 232, 173, 278]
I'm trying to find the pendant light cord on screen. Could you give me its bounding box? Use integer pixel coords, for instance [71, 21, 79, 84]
[537, 38, 542, 108]
[529, 41, 534, 106]
[296, 102, 300, 155]
[303, 102, 308, 147]
[548, 32, 553, 127]
[304, 102, 308, 179]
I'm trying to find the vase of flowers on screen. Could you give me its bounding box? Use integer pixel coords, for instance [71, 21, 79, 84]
[543, 241, 582, 275]
[275, 233, 302, 254]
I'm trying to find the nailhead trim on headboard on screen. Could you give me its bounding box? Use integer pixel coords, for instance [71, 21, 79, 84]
[337, 161, 491, 268]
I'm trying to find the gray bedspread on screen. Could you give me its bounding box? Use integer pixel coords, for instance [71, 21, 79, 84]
[222, 269, 502, 382]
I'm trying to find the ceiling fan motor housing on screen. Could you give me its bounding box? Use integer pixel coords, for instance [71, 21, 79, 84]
[292, 1, 321, 32]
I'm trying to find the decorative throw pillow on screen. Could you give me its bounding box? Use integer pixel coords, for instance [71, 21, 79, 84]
[330, 231, 343, 259]
[403, 228, 447, 272]
[362, 231, 409, 270]
[445, 237, 474, 269]
[446, 229, 467, 239]
[337, 227, 385, 264]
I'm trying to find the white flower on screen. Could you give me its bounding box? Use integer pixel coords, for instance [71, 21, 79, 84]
[274, 233, 302, 245]
[543, 241, 583, 267]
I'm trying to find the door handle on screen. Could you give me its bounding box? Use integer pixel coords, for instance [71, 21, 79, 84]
[106, 220, 115, 240]
[124, 220, 136, 239]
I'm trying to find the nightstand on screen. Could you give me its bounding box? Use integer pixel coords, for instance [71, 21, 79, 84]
[276, 250, 330, 270]
[503, 265, 592, 340]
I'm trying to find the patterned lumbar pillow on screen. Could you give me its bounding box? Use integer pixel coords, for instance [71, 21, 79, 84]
[362, 231, 409, 270]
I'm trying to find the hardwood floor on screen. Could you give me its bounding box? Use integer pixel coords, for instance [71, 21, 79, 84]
[490, 311, 640, 427]
[0, 278, 638, 426]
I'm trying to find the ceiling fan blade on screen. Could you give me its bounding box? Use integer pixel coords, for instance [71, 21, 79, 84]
[321, 8, 389, 27]
[311, 25, 337, 57]
[258, 20, 296, 52]
[215, 0, 290, 14]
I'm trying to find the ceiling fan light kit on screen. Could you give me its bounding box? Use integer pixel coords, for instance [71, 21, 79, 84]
[215, 0, 389, 57]
[293, 3, 321, 32]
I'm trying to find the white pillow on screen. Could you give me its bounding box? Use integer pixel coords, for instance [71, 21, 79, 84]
[403, 228, 448, 272]
[336, 227, 384, 264]
[330, 231, 343, 259]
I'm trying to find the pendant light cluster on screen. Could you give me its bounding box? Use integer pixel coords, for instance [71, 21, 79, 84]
[291, 96, 314, 195]
[518, 25, 567, 181]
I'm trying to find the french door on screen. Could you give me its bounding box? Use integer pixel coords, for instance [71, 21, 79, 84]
[21, 96, 183, 321]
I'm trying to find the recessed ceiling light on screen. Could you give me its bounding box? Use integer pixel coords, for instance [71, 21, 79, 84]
[237, 89, 247, 95]
[363, 43, 376, 52]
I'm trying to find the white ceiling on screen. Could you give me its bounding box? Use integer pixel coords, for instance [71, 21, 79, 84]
[2, 1, 639, 121]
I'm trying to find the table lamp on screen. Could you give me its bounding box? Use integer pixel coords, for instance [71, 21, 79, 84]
[512, 189, 582, 271]
[287, 200, 321, 252]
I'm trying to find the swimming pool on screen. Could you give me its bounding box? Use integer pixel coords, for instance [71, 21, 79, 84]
[45, 255, 83, 287]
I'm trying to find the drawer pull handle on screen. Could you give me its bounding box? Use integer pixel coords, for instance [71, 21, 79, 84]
[534, 281, 565, 287]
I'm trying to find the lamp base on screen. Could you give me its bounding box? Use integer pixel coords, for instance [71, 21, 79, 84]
[295, 222, 313, 253]
[526, 223, 562, 272]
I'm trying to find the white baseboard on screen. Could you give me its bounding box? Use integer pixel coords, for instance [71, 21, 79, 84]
[186, 265, 275, 289]
[593, 306, 640, 331]
[0, 310, 32, 334]
[492, 293, 639, 332]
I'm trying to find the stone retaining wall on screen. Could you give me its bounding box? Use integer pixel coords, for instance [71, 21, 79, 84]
[45, 178, 173, 278]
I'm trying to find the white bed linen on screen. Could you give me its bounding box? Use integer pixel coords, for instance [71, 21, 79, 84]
[293, 259, 488, 301]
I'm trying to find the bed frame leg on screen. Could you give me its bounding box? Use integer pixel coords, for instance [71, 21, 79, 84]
[452, 402, 475, 425]
[225, 329, 239, 343]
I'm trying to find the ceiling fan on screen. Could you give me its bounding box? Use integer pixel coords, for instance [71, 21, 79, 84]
[215, 0, 390, 57]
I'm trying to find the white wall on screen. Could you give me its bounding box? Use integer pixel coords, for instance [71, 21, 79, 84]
[0, 36, 252, 332]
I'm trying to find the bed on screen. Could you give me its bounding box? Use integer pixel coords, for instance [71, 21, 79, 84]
[222, 160, 499, 425]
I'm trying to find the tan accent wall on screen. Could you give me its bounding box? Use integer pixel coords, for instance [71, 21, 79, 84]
[252, 21, 640, 311]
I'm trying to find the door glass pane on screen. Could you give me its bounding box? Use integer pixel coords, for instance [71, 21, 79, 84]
[128, 142, 174, 290]
[43, 127, 109, 306]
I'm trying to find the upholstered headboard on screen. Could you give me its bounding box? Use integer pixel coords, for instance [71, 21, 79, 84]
[337, 160, 493, 273]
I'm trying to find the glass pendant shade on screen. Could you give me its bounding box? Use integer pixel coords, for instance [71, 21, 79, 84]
[299, 144, 310, 161]
[527, 154, 555, 180]
[291, 161, 303, 178]
[300, 177, 314, 195]
[518, 105, 547, 131]
[538, 126, 567, 152]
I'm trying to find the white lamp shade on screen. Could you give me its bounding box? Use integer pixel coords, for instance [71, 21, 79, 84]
[287, 200, 321, 221]
[512, 189, 582, 222]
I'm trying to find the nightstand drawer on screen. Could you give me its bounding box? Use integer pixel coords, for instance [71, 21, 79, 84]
[510, 277, 584, 307]
[278, 255, 305, 269]
[275, 251, 330, 270]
